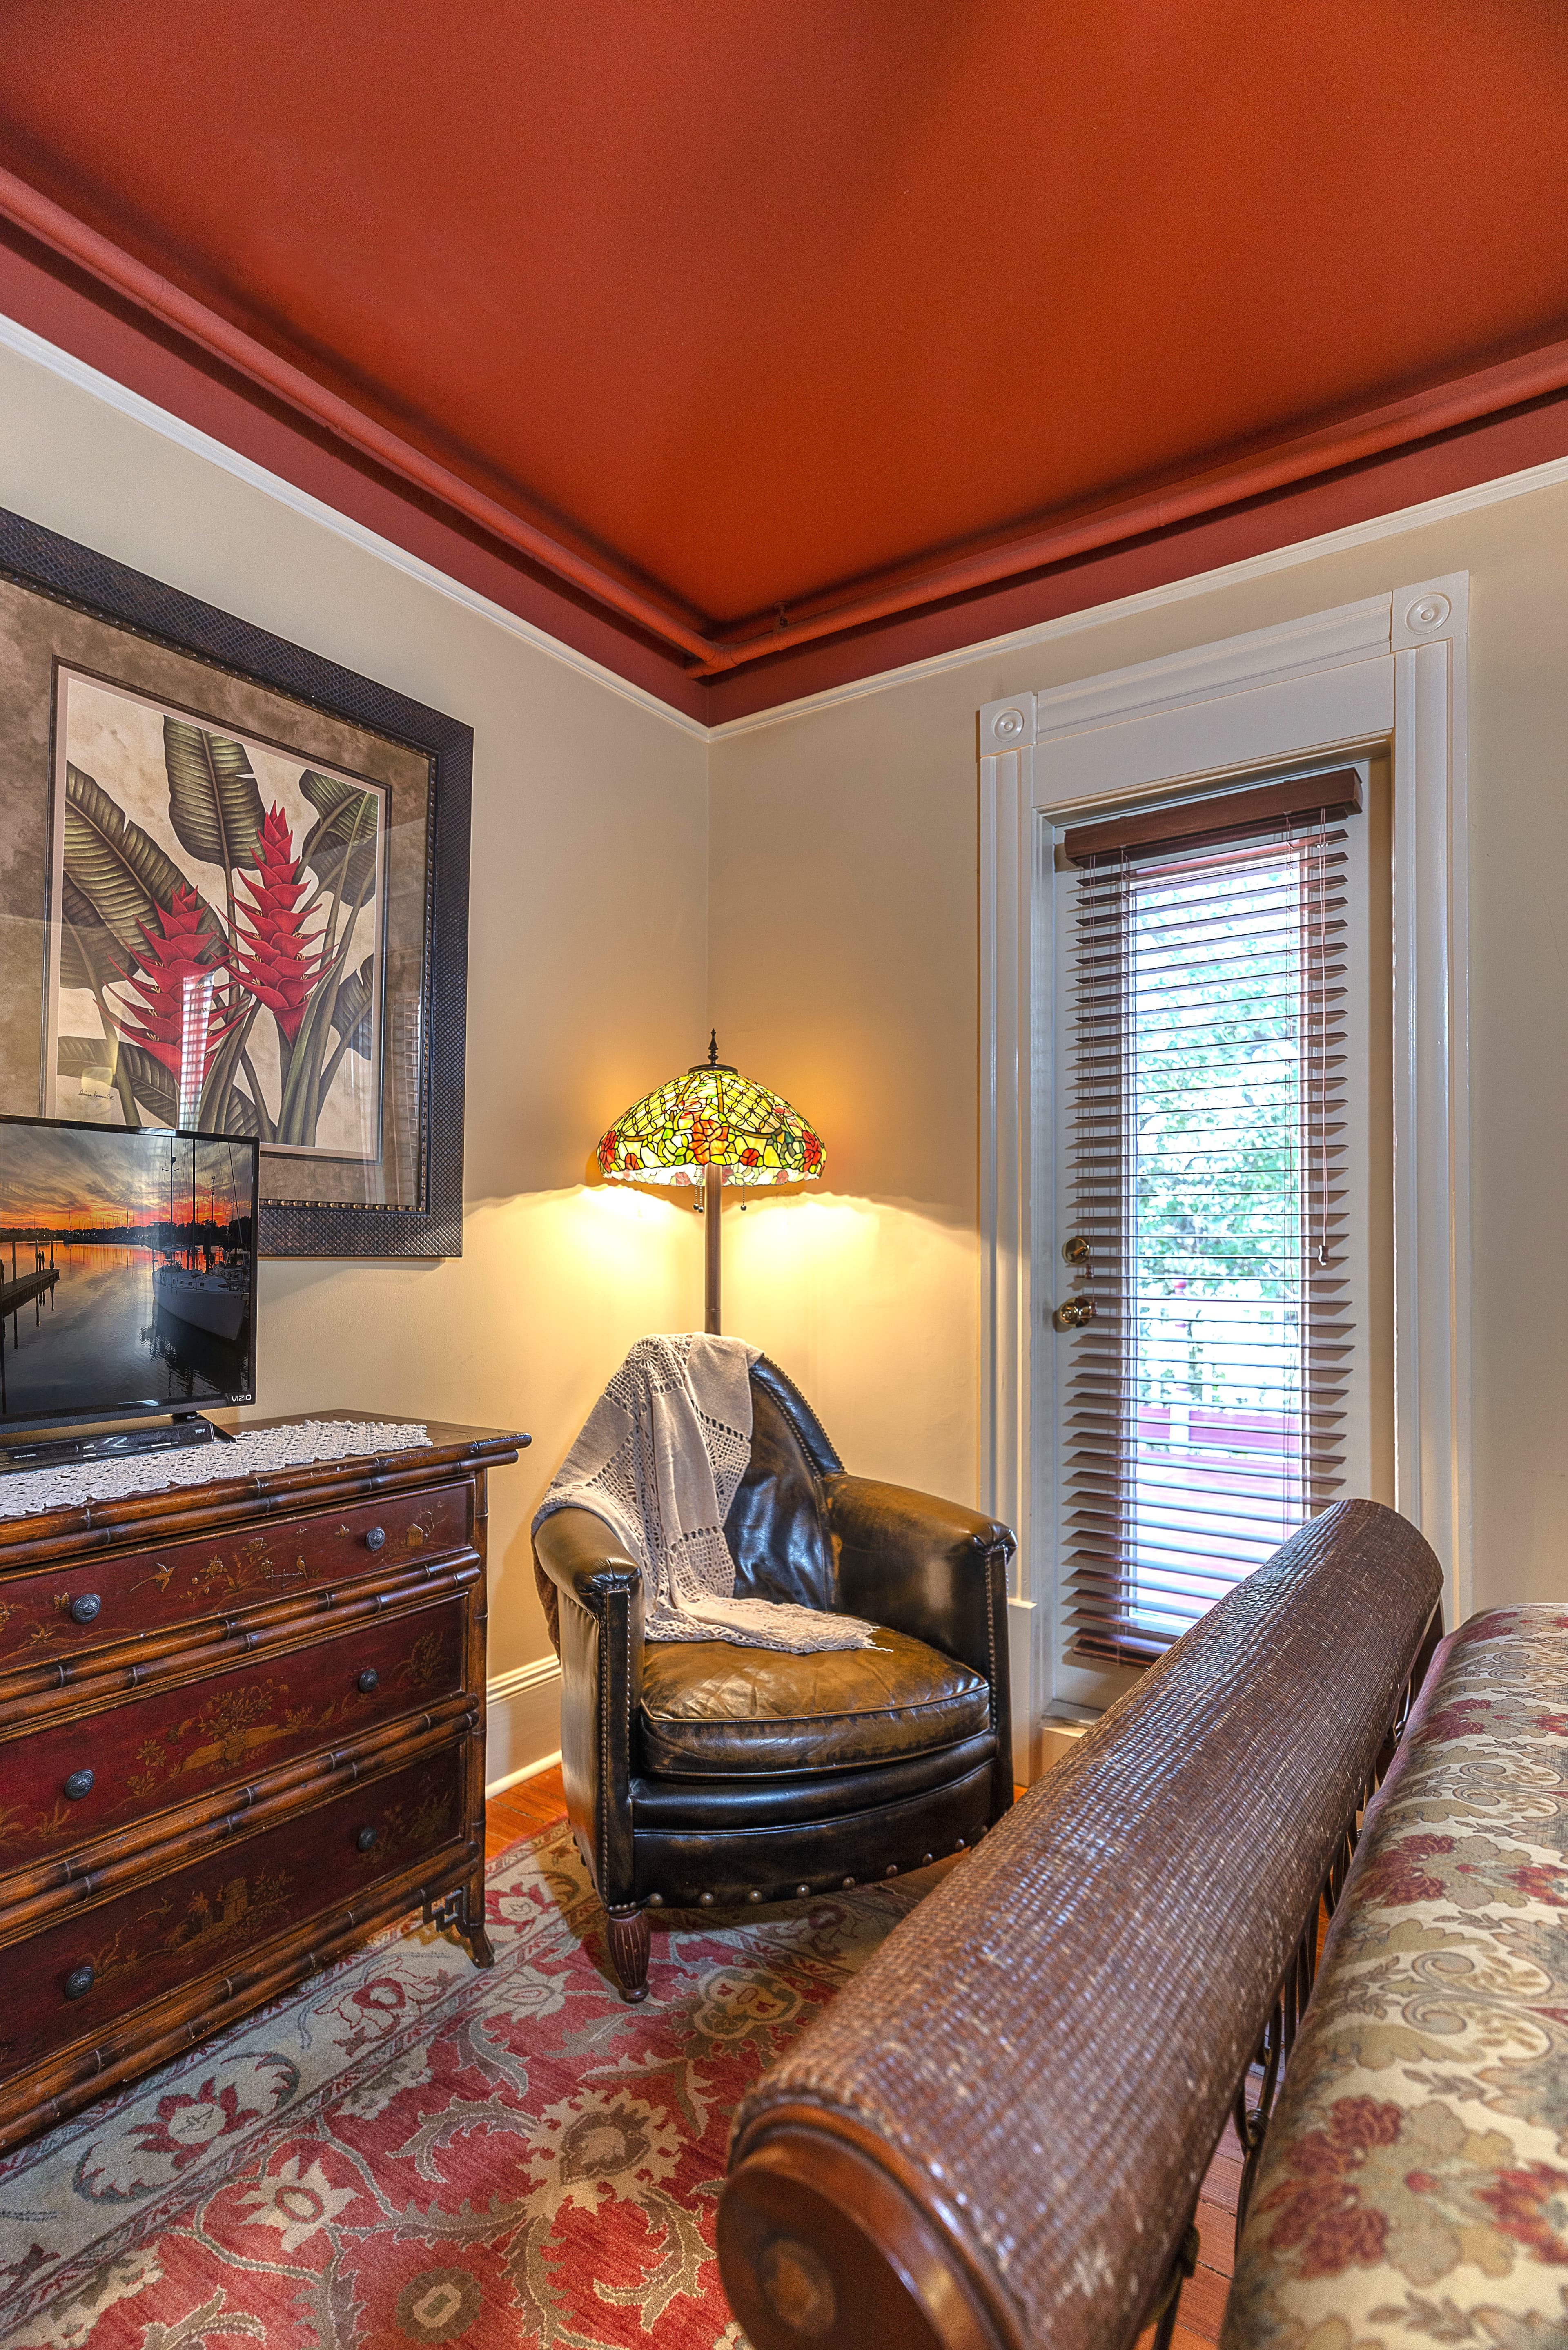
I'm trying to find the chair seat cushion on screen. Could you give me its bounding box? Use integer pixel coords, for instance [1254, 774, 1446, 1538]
[639, 1625, 991, 1776]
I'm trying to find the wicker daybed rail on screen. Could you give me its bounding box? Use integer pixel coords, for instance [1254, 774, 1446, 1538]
[718, 1498, 1445, 2350]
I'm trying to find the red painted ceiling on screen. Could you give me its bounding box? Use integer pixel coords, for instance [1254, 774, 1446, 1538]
[2, 1, 1567, 705]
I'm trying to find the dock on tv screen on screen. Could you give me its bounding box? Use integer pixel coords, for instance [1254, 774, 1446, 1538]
[0, 1119, 257, 1425]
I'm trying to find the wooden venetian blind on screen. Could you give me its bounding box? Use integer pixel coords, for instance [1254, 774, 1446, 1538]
[1058, 769, 1361, 1664]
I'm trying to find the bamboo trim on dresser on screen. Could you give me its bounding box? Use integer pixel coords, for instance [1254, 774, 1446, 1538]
[0, 1411, 526, 2155]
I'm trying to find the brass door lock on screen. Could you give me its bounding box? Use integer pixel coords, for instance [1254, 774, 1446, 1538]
[1061, 1235, 1091, 1264]
[1052, 1298, 1096, 1331]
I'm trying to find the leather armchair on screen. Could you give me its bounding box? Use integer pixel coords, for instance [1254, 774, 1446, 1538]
[533, 1356, 1015, 1999]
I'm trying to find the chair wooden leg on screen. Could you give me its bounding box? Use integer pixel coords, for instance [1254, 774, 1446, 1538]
[606, 1904, 651, 2002]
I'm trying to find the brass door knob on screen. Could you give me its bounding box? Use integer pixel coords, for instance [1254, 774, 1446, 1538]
[1052, 1298, 1096, 1331]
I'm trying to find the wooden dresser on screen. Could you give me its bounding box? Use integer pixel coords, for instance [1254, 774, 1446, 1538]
[0, 1411, 523, 2154]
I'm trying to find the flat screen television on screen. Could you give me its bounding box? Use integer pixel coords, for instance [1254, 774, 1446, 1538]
[0, 1113, 258, 1435]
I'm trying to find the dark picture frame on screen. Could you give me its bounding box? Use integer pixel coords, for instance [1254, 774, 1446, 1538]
[0, 506, 472, 1258]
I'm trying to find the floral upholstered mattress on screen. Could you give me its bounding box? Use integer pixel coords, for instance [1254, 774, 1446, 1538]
[1223, 1606, 1568, 2350]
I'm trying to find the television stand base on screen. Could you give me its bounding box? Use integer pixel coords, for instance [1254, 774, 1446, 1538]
[0, 1414, 233, 1477]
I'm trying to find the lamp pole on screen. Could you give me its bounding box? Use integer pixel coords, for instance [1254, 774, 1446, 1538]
[704, 1162, 722, 1334]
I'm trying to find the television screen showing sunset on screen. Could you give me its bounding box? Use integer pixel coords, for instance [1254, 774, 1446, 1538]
[0, 1116, 258, 1424]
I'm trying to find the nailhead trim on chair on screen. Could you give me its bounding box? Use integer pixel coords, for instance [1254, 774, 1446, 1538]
[634, 1815, 994, 1916]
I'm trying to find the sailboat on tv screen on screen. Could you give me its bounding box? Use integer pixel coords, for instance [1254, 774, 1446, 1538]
[153, 1136, 251, 1344]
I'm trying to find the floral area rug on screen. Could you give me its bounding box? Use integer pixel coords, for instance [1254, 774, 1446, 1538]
[0, 1819, 926, 2348]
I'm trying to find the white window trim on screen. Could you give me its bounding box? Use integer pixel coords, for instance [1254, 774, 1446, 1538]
[979, 578, 1470, 1781]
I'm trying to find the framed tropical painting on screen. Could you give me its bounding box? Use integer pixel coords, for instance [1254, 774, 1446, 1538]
[49, 668, 390, 1159]
[0, 506, 473, 1257]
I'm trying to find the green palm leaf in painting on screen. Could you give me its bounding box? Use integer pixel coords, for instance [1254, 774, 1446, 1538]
[269, 773, 380, 1146]
[299, 771, 379, 919]
[272, 941, 345, 1146]
[330, 955, 375, 1061]
[56, 1035, 178, 1129]
[56, 874, 122, 994]
[202, 1079, 260, 1138]
[62, 764, 224, 956]
[311, 952, 376, 1121]
[56, 1037, 115, 1086]
[163, 718, 265, 873]
[56, 875, 138, 1127]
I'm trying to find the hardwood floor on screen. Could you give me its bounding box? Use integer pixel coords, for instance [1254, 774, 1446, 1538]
[484, 1769, 1232, 2346]
[1134, 2123, 1239, 2350]
[484, 1763, 567, 1857]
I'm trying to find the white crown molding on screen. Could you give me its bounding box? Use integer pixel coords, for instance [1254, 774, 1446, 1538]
[710, 459, 1566, 746]
[0, 308, 709, 742]
[0, 301, 1532, 787]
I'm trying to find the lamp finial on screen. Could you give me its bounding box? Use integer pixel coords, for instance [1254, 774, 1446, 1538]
[708, 1028, 718, 1068]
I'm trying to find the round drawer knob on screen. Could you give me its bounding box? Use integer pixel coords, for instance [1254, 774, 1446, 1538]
[356, 1825, 378, 1853]
[63, 1961, 95, 2000]
[364, 1526, 387, 1552]
[69, 1594, 101, 1626]
[63, 1768, 95, 1802]
[356, 1668, 379, 1695]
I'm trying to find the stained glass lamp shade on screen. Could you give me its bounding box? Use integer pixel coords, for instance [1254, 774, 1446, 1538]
[596, 1036, 824, 1332]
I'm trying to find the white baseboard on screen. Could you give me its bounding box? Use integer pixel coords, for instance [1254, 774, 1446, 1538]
[485, 1654, 562, 1796]
[1039, 1721, 1091, 1772]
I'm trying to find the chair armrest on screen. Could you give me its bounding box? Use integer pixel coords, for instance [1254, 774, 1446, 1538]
[531, 1507, 643, 1907]
[826, 1475, 1016, 1825]
[827, 1476, 1015, 1819]
[826, 1474, 1013, 1678]
[534, 1505, 642, 1614]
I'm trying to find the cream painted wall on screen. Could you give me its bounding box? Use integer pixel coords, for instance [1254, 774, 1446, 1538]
[708, 479, 1568, 1618]
[0, 334, 709, 1690]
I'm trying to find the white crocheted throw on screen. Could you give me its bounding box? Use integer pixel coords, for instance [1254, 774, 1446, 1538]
[534, 1333, 873, 1653]
[0, 1419, 432, 1521]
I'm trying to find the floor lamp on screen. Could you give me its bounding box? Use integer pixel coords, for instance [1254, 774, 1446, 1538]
[595, 1034, 824, 1333]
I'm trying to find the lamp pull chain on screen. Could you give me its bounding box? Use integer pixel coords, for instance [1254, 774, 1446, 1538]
[704, 1161, 722, 1333]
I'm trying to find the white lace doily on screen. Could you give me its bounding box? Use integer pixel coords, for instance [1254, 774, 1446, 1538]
[0, 1419, 433, 1521]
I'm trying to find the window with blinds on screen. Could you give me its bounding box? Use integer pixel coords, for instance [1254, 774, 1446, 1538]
[1058, 771, 1360, 1664]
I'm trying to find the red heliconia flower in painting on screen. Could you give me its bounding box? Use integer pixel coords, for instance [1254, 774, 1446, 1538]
[109, 885, 236, 1076]
[231, 804, 325, 1042]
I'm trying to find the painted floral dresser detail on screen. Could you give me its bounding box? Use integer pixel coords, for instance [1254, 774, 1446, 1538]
[0, 1412, 523, 2152]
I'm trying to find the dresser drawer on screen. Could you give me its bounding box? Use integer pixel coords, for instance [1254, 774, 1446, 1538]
[0, 1483, 470, 1677]
[0, 1597, 467, 1875]
[1, 1746, 467, 2076]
